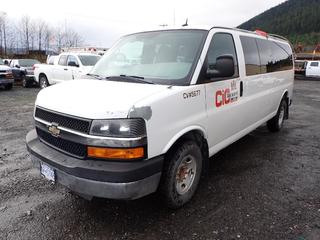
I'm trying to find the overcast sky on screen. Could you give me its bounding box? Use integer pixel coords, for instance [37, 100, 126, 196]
[2, 0, 286, 47]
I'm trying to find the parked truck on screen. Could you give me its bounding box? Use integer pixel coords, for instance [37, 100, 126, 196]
[34, 52, 101, 88]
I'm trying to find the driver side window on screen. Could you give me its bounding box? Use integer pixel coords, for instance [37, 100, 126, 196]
[200, 33, 239, 83]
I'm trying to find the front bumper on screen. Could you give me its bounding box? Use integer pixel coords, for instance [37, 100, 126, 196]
[26, 129, 164, 200]
[0, 78, 14, 85]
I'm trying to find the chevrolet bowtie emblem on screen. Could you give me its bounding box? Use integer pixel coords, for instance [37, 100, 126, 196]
[48, 123, 60, 137]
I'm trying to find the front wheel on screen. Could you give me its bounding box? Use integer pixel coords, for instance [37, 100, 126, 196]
[39, 75, 49, 89]
[160, 141, 203, 209]
[267, 98, 287, 132]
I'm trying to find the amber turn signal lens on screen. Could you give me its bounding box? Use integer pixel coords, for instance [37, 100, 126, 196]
[87, 146, 144, 159]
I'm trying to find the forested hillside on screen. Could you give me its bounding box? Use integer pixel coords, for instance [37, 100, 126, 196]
[239, 0, 320, 45]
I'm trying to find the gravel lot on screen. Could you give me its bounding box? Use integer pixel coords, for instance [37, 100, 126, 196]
[0, 80, 319, 240]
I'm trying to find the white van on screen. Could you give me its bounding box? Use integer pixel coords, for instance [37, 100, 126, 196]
[26, 27, 294, 208]
[305, 61, 320, 77]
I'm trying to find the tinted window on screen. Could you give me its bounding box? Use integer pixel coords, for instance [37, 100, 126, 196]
[199, 33, 239, 82]
[67, 55, 79, 66]
[257, 39, 293, 73]
[240, 36, 261, 76]
[209, 33, 238, 76]
[0, 58, 4, 65]
[270, 42, 293, 71]
[58, 55, 68, 66]
[310, 62, 319, 67]
[78, 55, 101, 66]
[19, 59, 40, 67]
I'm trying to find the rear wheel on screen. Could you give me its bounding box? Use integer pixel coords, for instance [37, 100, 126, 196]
[267, 98, 287, 132]
[39, 75, 49, 89]
[160, 141, 203, 209]
[4, 83, 13, 90]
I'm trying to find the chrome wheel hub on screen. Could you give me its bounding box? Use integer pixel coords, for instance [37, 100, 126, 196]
[175, 155, 197, 195]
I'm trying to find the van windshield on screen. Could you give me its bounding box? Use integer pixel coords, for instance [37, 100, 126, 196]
[90, 30, 207, 85]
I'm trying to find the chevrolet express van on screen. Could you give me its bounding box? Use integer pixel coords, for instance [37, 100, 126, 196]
[26, 27, 294, 208]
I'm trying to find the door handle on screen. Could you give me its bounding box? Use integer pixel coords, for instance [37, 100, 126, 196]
[64, 68, 68, 71]
[240, 81, 243, 97]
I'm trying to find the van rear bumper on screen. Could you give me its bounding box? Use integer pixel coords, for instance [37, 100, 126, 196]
[26, 129, 163, 200]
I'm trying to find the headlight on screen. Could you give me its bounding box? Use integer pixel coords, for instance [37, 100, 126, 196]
[90, 118, 146, 138]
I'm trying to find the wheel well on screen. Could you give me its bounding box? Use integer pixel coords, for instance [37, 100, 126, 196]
[39, 73, 47, 79]
[166, 130, 209, 172]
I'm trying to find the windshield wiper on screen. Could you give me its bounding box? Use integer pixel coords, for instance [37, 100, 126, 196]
[105, 75, 155, 84]
[86, 73, 103, 80]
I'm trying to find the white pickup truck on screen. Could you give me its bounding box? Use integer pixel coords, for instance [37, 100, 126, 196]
[34, 52, 101, 88]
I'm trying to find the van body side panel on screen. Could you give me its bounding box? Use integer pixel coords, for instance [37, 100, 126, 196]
[132, 85, 207, 159]
[204, 30, 294, 157]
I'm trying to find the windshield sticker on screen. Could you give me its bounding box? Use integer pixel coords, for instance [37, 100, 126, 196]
[215, 80, 239, 108]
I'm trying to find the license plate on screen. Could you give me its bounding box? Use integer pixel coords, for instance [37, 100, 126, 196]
[40, 162, 55, 182]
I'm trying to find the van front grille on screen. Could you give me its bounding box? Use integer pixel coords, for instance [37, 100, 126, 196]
[35, 107, 91, 133]
[36, 128, 86, 158]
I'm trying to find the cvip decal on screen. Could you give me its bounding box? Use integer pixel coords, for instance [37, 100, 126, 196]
[215, 80, 239, 108]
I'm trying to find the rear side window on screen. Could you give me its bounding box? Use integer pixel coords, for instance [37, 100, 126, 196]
[241, 36, 293, 76]
[240, 36, 261, 76]
[58, 55, 67, 66]
[310, 62, 319, 67]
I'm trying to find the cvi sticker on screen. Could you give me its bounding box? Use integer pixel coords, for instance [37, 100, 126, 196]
[215, 80, 238, 108]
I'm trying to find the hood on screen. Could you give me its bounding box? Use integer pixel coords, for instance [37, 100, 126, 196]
[0, 65, 11, 71]
[36, 79, 168, 119]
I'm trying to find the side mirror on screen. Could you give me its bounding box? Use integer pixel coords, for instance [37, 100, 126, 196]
[15, 64, 20, 68]
[206, 55, 235, 78]
[68, 61, 79, 67]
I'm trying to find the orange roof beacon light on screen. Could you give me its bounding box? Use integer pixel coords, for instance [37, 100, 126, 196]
[255, 29, 268, 37]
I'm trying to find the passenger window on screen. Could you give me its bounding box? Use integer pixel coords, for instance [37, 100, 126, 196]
[199, 33, 239, 82]
[58, 55, 68, 66]
[310, 62, 319, 67]
[240, 36, 261, 76]
[256, 39, 293, 73]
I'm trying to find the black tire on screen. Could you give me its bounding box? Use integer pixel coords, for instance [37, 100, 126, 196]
[267, 98, 287, 132]
[160, 141, 203, 209]
[39, 75, 49, 89]
[4, 83, 13, 90]
[22, 75, 30, 88]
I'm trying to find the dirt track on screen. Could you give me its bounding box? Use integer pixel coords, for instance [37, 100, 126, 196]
[0, 80, 319, 240]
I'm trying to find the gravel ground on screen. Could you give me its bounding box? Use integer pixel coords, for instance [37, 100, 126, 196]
[0, 80, 319, 240]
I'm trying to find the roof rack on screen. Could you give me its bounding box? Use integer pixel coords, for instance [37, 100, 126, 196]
[268, 33, 289, 42]
[211, 26, 288, 42]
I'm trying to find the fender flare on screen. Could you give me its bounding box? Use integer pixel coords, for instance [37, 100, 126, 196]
[161, 125, 207, 154]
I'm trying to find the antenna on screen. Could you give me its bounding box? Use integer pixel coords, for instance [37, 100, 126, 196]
[182, 18, 188, 27]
